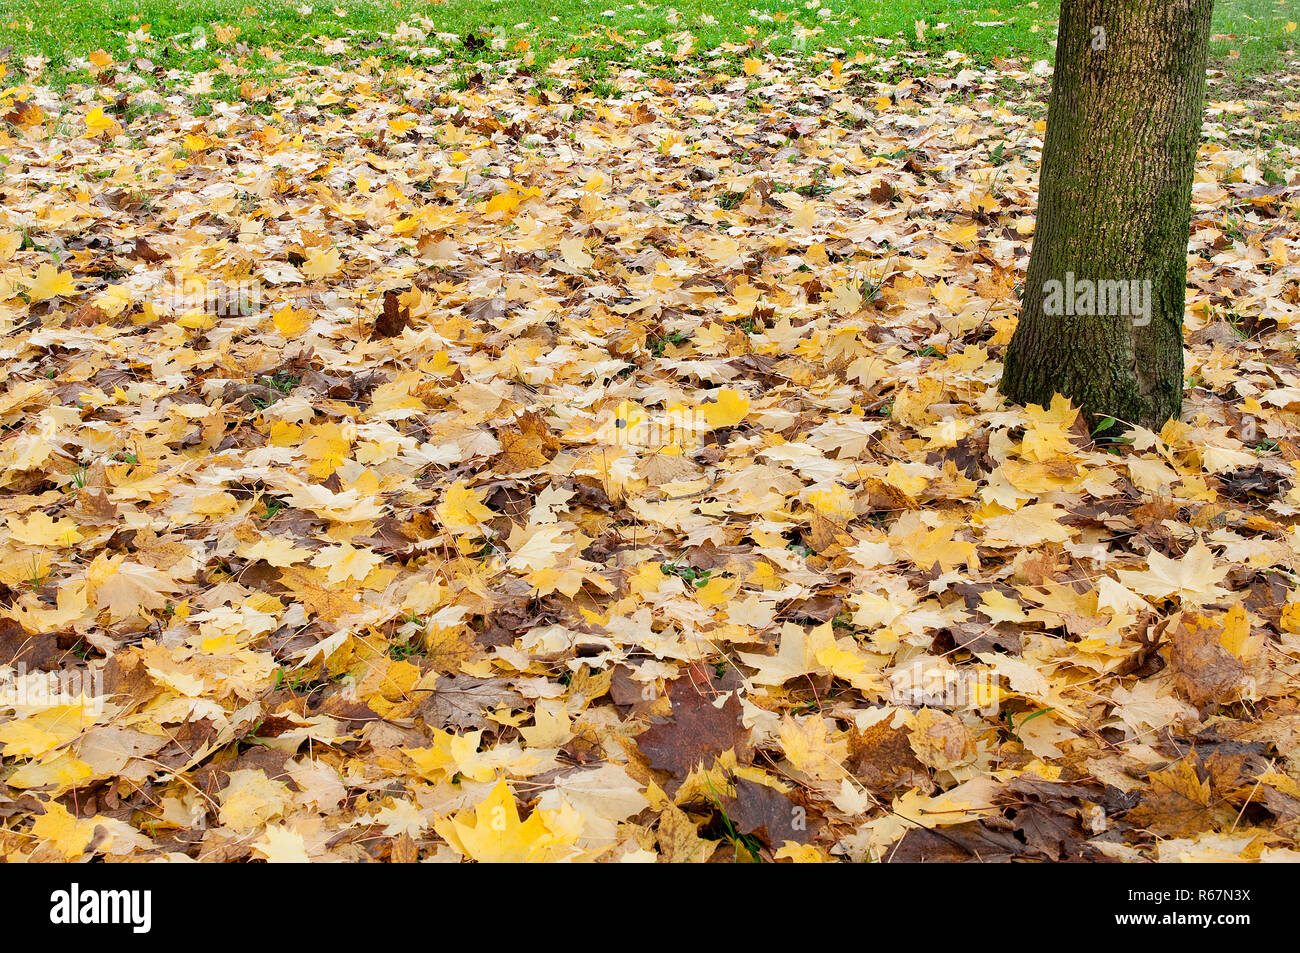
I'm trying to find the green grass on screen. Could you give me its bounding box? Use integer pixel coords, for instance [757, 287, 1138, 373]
[0, 0, 1294, 90]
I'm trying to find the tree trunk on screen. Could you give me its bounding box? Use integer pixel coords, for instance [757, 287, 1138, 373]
[999, 0, 1213, 430]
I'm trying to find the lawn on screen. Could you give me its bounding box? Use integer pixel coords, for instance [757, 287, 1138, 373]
[0, 0, 1295, 89]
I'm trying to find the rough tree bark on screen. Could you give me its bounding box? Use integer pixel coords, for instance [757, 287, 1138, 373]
[999, 0, 1214, 430]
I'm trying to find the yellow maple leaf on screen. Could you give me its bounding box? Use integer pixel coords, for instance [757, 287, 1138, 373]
[0, 705, 92, 757]
[84, 106, 119, 137]
[302, 423, 351, 477]
[6, 512, 82, 546]
[309, 543, 385, 585]
[268, 421, 303, 446]
[252, 823, 311, 862]
[272, 307, 312, 337]
[701, 388, 749, 429]
[505, 523, 571, 572]
[809, 483, 855, 520]
[559, 236, 593, 268]
[31, 801, 99, 860]
[435, 777, 576, 862]
[2, 585, 89, 635]
[932, 279, 970, 312]
[628, 561, 664, 597]
[775, 842, 827, 862]
[485, 190, 522, 215]
[894, 522, 977, 573]
[219, 769, 294, 832]
[87, 554, 182, 619]
[437, 480, 494, 536]
[1020, 394, 1079, 461]
[278, 565, 367, 622]
[302, 247, 342, 280]
[694, 574, 735, 608]
[812, 626, 885, 691]
[1218, 603, 1259, 659]
[6, 751, 95, 793]
[1116, 541, 1230, 607]
[447, 731, 539, 782]
[404, 734, 456, 782]
[0, 231, 21, 262]
[979, 502, 1074, 547]
[779, 714, 848, 780]
[978, 588, 1027, 624]
[940, 221, 979, 245]
[26, 264, 76, 302]
[192, 491, 237, 515]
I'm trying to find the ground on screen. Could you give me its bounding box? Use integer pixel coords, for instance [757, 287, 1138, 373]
[0, 2, 1299, 863]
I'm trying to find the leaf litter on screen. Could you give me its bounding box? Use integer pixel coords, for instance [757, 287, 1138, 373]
[0, 38, 1299, 862]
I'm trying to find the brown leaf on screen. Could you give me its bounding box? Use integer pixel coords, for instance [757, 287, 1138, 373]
[3, 101, 42, 127]
[848, 718, 929, 794]
[909, 708, 977, 771]
[495, 410, 558, 473]
[129, 238, 167, 263]
[65, 302, 107, 327]
[390, 832, 419, 863]
[886, 822, 1022, 862]
[724, 777, 821, 846]
[636, 677, 750, 787]
[70, 488, 119, 525]
[1170, 615, 1248, 711]
[416, 675, 525, 731]
[372, 288, 410, 338]
[1125, 756, 1219, 838]
[656, 804, 717, 863]
[0, 618, 57, 669]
